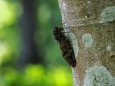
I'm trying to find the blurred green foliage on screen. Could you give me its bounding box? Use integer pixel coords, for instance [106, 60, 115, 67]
[0, 0, 73, 86]
[0, 0, 20, 65]
[0, 64, 73, 86]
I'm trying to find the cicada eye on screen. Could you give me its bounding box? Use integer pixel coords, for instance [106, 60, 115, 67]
[53, 28, 57, 34]
[54, 27, 58, 31]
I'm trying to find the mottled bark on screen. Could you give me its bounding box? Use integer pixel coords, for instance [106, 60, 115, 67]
[58, 0, 115, 86]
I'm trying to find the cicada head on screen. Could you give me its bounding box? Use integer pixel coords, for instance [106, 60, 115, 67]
[53, 27, 63, 43]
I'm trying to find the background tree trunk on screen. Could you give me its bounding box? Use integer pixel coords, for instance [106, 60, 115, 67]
[18, 0, 44, 69]
[58, 0, 115, 86]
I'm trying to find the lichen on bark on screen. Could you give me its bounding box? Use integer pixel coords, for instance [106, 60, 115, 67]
[58, 0, 115, 86]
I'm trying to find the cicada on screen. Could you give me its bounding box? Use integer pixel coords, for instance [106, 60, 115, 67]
[53, 24, 76, 67]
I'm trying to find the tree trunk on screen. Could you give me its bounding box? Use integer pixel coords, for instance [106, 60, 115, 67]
[18, 0, 43, 69]
[58, 0, 115, 86]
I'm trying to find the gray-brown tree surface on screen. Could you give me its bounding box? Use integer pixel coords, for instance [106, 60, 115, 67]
[58, 0, 115, 86]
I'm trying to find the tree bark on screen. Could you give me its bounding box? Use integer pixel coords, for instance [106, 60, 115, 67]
[58, 0, 115, 86]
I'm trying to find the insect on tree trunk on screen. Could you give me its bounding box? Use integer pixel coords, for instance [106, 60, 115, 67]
[58, 0, 115, 86]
